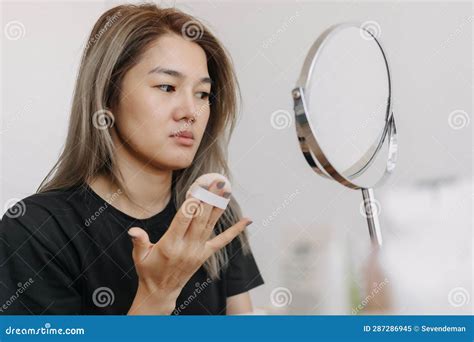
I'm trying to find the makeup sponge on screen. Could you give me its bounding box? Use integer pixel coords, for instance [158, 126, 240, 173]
[185, 173, 232, 210]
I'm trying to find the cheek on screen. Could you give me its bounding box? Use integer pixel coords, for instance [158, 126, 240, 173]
[197, 111, 211, 136]
[115, 90, 169, 148]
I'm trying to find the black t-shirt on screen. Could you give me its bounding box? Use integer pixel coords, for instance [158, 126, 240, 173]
[0, 184, 264, 315]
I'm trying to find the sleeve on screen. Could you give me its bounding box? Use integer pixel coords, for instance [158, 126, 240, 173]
[0, 201, 82, 315]
[224, 235, 265, 297]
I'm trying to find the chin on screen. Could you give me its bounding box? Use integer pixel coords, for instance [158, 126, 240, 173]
[143, 147, 196, 169]
[162, 156, 194, 170]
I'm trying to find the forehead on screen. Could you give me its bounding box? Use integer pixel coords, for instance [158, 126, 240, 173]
[138, 33, 209, 79]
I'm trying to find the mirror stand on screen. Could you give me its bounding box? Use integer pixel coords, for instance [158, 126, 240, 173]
[361, 188, 383, 247]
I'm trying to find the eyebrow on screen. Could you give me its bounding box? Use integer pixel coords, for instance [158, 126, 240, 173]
[148, 66, 212, 85]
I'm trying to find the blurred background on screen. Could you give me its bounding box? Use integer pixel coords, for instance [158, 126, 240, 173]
[1, 0, 472, 314]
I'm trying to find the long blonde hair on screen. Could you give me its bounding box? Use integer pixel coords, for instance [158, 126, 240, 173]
[37, 3, 249, 280]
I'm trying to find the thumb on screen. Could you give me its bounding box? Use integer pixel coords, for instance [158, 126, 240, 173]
[128, 227, 152, 262]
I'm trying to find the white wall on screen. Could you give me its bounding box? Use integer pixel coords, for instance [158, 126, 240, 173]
[1, 0, 472, 314]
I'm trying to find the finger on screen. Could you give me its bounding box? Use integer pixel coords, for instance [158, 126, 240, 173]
[200, 191, 231, 242]
[205, 218, 252, 256]
[128, 227, 153, 263]
[185, 179, 223, 242]
[168, 197, 200, 239]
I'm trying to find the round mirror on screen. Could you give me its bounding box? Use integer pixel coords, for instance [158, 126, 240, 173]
[292, 23, 398, 246]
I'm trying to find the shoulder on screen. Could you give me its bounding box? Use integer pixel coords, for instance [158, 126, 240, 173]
[22, 186, 84, 212]
[0, 185, 87, 247]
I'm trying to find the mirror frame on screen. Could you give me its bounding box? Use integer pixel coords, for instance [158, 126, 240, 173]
[292, 22, 398, 190]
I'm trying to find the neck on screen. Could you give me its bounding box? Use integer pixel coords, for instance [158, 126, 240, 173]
[89, 135, 173, 220]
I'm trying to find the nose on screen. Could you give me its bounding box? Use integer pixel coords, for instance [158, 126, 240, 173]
[173, 92, 197, 124]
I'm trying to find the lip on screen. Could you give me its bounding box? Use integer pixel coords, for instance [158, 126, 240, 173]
[174, 131, 194, 139]
[170, 131, 195, 146]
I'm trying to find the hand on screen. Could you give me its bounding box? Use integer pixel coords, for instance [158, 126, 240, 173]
[127, 179, 252, 315]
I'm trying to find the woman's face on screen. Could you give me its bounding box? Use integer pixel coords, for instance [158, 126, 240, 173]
[112, 33, 211, 171]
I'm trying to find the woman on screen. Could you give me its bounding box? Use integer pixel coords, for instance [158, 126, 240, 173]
[0, 3, 264, 315]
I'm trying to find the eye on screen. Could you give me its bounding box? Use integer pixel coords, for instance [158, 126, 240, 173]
[196, 92, 210, 100]
[155, 84, 175, 92]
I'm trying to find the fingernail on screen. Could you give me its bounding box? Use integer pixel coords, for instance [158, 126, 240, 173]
[223, 191, 231, 198]
[217, 181, 225, 189]
[127, 230, 136, 239]
[245, 220, 253, 227]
